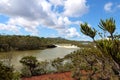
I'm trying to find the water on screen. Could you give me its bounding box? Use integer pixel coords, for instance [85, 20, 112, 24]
[0, 44, 79, 70]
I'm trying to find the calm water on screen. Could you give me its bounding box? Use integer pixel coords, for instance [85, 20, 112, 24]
[0, 45, 79, 70]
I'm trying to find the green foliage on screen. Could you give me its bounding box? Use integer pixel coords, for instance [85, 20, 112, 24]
[80, 23, 97, 39]
[0, 35, 93, 52]
[97, 39, 120, 63]
[0, 35, 57, 52]
[80, 18, 120, 63]
[20, 56, 39, 76]
[51, 58, 65, 72]
[98, 18, 116, 36]
[36, 60, 50, 74]
[51, 57, 74, 73]
[64, 48, 101, 80]
[20, 56, 53, 77]
[80, 18, 120, 78]
[12, 71, 21, 80]
[64, 48, 115, 79]
[21, 66, 32, 77]
[0, 62, 14, 80]
[20, 56, 38, 68]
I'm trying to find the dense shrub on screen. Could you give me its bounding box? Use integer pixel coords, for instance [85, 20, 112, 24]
[20, 56, 39, 76]
[0, 62, 20, 80]
[21, 66, 32, 77]
[20, 56, 53, 77]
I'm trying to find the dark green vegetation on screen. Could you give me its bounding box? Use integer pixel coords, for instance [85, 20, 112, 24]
[0, 62, 14, 80]
[0, 35, 57, 52]
[0, 35, 92, 52]
[20, 56, 51, 77]
[0, 62, 20, 80]
[20, 56, 39, 76]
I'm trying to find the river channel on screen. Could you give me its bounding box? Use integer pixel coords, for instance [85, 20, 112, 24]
[0, 44, 79, 70]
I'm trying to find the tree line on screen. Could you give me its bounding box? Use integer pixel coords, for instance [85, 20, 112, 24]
[0, 35, 92, 52]
[0, 35, 57, 52]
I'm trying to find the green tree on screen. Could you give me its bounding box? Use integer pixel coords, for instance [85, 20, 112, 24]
[80, 23, 97, 41]
[20, 56, 39, 76]
[98, 18, 116, 40]
[80, 18, 120, 78]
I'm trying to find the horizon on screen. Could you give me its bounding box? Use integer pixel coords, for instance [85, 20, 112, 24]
[0, 0, 120, 41]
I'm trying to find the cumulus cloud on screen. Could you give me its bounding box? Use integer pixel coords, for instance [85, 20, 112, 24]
[0, 0, 89, 38]
[0, 0, 44, 19]
[104, 2, 113, 12]
[8, 17, 39, 35]
[65, 27, 80, 38]
[63, 0, 89, 17]
[0, 23, 20, 33]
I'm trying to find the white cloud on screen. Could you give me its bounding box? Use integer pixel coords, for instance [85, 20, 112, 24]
[8, 17, 39, 35]
[49, 0, 63, 6]
[0, 0, 89, 38]
[104, 2, 120, 13]
[57, 16, 71, 26]
[104, 2, 113, 12]
[65, 27, 80, 38]
[63, 0, 89, 17]
[0, 23, 20, 33]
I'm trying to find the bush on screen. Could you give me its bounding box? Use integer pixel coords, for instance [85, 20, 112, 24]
[12, 71, 21, 80]
[20, 56, 52, 77]
[0, 62, 14, 80]
[21, 66, 32, 77]
[20, 56, 39, 76]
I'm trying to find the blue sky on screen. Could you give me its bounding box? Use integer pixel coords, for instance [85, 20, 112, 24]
[0, 0, 120, 41]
